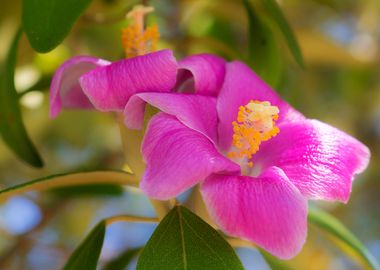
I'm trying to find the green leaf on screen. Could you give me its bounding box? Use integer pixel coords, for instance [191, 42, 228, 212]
[0, 28, 43, 167]
[137, 206, 244, 270]
[0, 170, 137, 202]
[22, 0, 92, 52]
[260, 0, 305, 68]
[103, 248, 141, 270]
[259, 249, 293, 270]
[308, 208, 380, 270]
[63, 221, 106, 270]
[50, 183, 124, 198]
[242, 0, 282, 87]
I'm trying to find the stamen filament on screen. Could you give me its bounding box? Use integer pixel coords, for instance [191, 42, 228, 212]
[122, 5, 159, 58]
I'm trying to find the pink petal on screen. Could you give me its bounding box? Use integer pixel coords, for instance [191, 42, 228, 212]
[217, 61, 304, 150]
[124, 93, 218, 142]
[201, 166, 308, 259]
[79, 50, 178, 112]
[50, 56, 110, 118]
[141, 113, 240, 200]
[253, 119, 370, 202]
[177, 54, 226, 96]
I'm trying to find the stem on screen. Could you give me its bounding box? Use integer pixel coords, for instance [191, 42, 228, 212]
[227, 237, 256, 249]
[105, 214, 158, 225]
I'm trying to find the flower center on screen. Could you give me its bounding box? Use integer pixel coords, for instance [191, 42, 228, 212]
[122, 5, 160, 58]
[228, 100, 280, 167]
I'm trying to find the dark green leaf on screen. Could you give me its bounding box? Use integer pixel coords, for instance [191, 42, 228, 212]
[309, 207, 380, 270]
[137, 206, 244, 270]
[22, 0, 92, 52]
[0, 28, 43, 167]
[259, 249, 293, 270]
[50, 183, 124, 197]
[0, 170, 135, 202]
[103, 248, 141, 270]
[63, 221, 106, 270]
[242, 0, 282, 87]
[260, 0, 305, 68]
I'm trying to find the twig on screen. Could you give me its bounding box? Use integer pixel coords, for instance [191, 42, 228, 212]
[105, 214, 158, 225]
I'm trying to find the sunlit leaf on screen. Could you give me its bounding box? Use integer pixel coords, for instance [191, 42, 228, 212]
[0, 28, 43, 167]
[22, 0, 92, 52]
[137, 206, 244, 270]
[63, 221, 106, 270]
[308, 207, 380, 270]
[0, 170, 137, 202]
[103, 248, 141, 270]
[260, 0, 305, 68]
[242, 0, 282, 87]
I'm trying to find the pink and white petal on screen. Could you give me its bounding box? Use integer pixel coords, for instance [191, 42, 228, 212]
[141, 113, 240, 200]
[79, 49, 178, 112]
[50, 56, 110, 118]
[177, 54, 226, 96]
[124, 93, 218, 142]
[217, 61, 304, 150]
[254, 119, 370, 202]
[201, 166, 308, 259]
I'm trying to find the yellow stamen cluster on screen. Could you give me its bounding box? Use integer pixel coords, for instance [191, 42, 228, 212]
[228, 101, 280, 167]
[122, 5, 160, 58]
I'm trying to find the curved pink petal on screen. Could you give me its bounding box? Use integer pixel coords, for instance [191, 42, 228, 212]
[201, 166, 307, 259]
[79, 50, 178, 112]
[123, 93, 218, 142]
[253, 119, 370, 202]
[217, 61, 304, 150]
[141, 113, 240, 200]
[50, 56, 110, 118]
[177, 54, 226, 96]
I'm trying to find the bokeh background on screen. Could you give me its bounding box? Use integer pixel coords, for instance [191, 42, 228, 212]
[0, 0, 379, 269]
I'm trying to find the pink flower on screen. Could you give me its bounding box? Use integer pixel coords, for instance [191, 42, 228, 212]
[50, 51, 370, 259]
[49, 49, 225, 118]
[123, 60, 370, 259]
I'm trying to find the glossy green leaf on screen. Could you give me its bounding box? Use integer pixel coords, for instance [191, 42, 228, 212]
[308, 208, 380, 270]
[242, 0, 282, 87]
[260, 0, 305, 68]
[0, 28, 43, 167]
[63, 221, 106, 270]
[259, 249, 293, 270]
[0, 170, 137, 202]
[22, 0, 92, 52]
[103, 248, 141, 270]
[137, 206, 244, 270]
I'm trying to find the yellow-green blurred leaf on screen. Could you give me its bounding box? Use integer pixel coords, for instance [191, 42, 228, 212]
[309, 207, 379, 270]
[242, 0, 282, 86]
[0, 28, 43, 167]
[260, 0, 305, 68]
